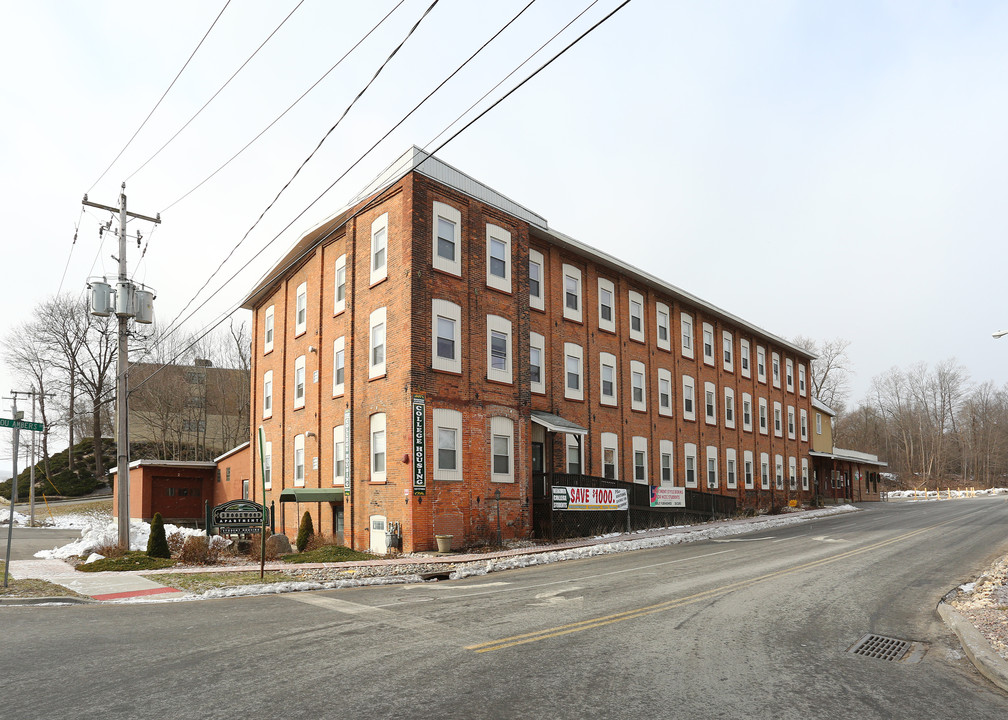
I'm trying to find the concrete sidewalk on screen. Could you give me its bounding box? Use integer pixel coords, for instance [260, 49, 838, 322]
[6, 558, 186, 602]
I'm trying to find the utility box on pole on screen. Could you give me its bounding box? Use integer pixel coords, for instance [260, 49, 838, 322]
[90, 281, 113, 316]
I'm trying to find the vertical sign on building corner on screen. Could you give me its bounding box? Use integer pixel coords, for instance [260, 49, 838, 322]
[412, 393, 426, 497]
[344, 408, 352, 498]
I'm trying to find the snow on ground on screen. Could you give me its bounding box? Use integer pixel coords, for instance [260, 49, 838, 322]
[885, 487, 1008, 499]
[34, 517, 206, 559]
[0, 508, 30, 526]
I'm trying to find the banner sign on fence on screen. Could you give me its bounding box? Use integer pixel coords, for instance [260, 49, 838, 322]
[552, 486, 628, 511]
[412, 394, 426, 497]
[650, 486, 686, 508]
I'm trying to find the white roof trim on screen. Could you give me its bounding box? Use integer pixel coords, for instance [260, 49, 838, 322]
[214, 441, 251, 463]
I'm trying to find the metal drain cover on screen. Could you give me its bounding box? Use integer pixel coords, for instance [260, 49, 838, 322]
[848, 634, 926, 663]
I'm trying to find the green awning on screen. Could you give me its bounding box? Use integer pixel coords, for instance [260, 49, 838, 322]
[278, 488, 344, 503]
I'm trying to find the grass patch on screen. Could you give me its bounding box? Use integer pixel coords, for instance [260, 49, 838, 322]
[76, 551, 176, 572]
[44, 497, 113, 517]
[142, 571, 295, 594]
[282, 544, 376, 564]
[0, 563, 87, 599]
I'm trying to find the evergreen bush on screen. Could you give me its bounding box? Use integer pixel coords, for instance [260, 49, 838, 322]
[147, 512, 171, 558]
[296, 511, 315, 552]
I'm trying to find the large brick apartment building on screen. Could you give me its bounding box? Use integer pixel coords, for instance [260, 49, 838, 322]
[243, 148, 818, 553]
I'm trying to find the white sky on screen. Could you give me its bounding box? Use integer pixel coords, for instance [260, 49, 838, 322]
[3, 0, 1008, 442]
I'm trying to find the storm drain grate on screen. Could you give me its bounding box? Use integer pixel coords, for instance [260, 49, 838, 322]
[848, 634, 910, 662]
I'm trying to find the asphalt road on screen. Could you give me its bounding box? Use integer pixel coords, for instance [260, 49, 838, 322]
[3, 499, 1008, 719]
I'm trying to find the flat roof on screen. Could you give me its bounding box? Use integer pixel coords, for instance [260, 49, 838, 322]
[109, 459, 217, 475]
[214, 442, 250, 463]
[243, 147, 815, 359]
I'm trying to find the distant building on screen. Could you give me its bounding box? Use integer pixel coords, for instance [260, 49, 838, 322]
[127, 360, 249, 461]
[809, 398, 886, 501]
[240, 148, 831, 553]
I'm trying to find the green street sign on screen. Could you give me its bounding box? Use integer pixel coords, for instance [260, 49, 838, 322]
[0, 417, 43, 432]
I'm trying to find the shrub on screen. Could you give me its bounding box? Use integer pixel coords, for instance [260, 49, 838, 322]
[146, 513, 171, 558]
[296, 511, 314, 552]
[166, 531, 188, 556]
[177, 536, 210, 565]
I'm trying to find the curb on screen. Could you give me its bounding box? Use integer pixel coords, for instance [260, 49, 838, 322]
[937, 601, 1008, 693]
[0, 596, 95, 606]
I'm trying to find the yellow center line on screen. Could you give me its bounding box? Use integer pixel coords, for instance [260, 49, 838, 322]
[467, 520, 950, 653]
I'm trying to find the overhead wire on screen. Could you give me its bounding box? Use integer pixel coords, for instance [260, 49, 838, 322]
[130, 0, 633, 394]
[87, 1, 231, 194]
[161, 0, 408, 214]
[56, 207, 85, 298]
[153, 0, 440, 343]
[125, 0, 305, 183]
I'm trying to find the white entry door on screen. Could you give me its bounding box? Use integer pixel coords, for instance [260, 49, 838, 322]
[370, 515, 387, 554]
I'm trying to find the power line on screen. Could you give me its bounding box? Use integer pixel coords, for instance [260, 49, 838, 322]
[130, 0, 633, 394]
[161, 0, 408, 214]
[125, 0, 305, 183]
[56, 208, 85, 298]
[154, 0, 439, 343]
[87, 1, 231, 194]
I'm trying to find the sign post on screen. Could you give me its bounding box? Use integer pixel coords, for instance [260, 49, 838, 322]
[3, 403, 43, 588]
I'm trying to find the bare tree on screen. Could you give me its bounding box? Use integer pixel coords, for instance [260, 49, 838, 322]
[36, 294, 89, 470]
[77, 312, 117, 480]
[2, 317, 56, 481]
[792, 335, 852, 412]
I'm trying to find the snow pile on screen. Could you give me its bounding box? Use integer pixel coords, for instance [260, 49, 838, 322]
[885, 487, 1008, 499]
[450, 505, 860, 580]
[34, 518, 206, 559]
[1, 508, 30, 526]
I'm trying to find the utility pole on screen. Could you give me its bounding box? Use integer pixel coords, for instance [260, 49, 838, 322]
[83, 183, 160, 548]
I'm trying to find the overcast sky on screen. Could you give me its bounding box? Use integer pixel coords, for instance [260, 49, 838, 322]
[2, 0, 1008, 451]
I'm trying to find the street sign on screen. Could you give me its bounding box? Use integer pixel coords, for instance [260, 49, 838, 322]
[0, 417, 43, 432]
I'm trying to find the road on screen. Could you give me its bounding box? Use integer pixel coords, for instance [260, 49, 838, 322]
[2, 499, 1007, 719]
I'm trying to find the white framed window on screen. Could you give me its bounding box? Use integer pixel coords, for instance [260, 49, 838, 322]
[630, 360, 646, 412]
[684, 443, 698, 487]
[816, 412, 823, 435]
[658, 368, 673, 417]
[628, 290, 645, 342]
[706, 446, 718, 488]
[681, 313, 694, 358]
[264, 305, 274, 354]
[739, 338, 750, 378]
[370, 213, 388, 285]
[432, 299, 461, 374]
[724, 386, 735, 428]
[333, 425, 345, 486]
[295, 282, 307, 336]
[722, 331, 734, 372]
[370, 413, 387, 483]
[726, 448, 737, 489]
[529, 248, 544, 311]
[772, 352, 781, 388]
[486, 315, 513, 384]
[759, 397, 769, 435]
[432, 201, 461, 277]
[656, 302, 670, 351]
[775, 454, 784, 490]
[702, 323, 715, 365]
[263, 370, 273, 419]
[789, 456, 797, 490]
[683, 375, 696, 421]
[486, 224, 512, 293]
[332, 337, 345, 396]
[564, 342, 584, 401]
[743, 450, 754, 489]
[294, 434, 305, 487]
[802, 457, 809, 490]
[433, 408, 463, 481]
[294, 355, 306, 409]
[491, 416, 514, 482]
[760, 452, 770, 490]
[788, 405, 796, 439]
[566, 434, 583, 474]
[774, 401, 783, 437]
[741, 392, 752, 432]
[659, 439, 674, 485]
[800, 409, 808, 441]
[757, 345, 767, 383]
[704, 381, 717, 425]
[530, 332, 546, 395]
[799, 363, 807, 397]
[334, 254, 347, 314]
[786, 358, 794, 393]
[601, 432, 619, 480]
[600, 352, 617, 407]
[562, 264, 582, 322]
[632, 436, 648, 484]
[263, 440, 272, 490]
[369, 307, 386, 379]
[597, 277, 615, 332]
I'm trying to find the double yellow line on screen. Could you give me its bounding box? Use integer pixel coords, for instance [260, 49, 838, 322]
[466, 522, 944, 653]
